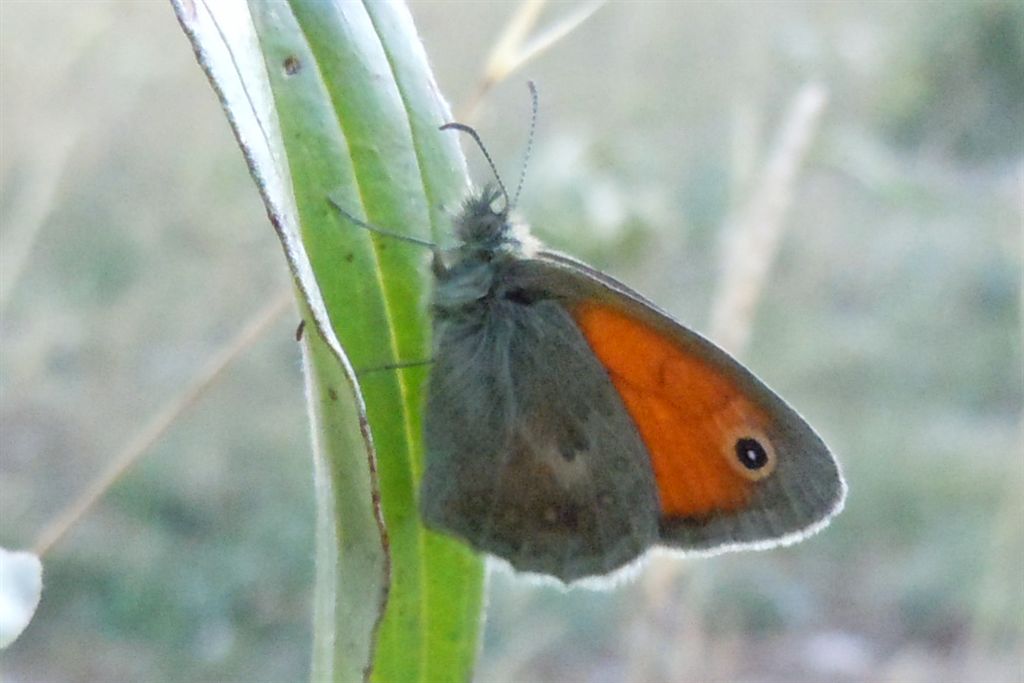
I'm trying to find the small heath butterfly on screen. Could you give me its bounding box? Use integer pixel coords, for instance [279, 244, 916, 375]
[342, 85, 845, 583]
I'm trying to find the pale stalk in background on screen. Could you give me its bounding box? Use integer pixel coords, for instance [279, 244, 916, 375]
[629, 83, 829, 683]
[711, 83, 829, 354]
[0, 126, 80, 315]
[0, 10, 127, 314]
[459, 0, 606, 123]
[963, 217, 1024, 674]
[964, 467, 1024, 674]
[32, 291, 293, 557]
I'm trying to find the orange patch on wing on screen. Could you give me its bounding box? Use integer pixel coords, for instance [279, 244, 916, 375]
[572, 300, 771, 519]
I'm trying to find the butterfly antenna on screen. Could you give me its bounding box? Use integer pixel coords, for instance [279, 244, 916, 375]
[440, 122, 511, 210]
[511, 81, 538, 209]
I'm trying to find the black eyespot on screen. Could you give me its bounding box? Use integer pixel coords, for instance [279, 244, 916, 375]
[735, 437, 769, 470]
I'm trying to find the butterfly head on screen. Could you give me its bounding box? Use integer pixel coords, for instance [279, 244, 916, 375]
[454, 184, 511, 249]
[442, 82, 540, 258]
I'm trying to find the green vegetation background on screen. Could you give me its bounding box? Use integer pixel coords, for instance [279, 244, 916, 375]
[1, 2, 1020, 681]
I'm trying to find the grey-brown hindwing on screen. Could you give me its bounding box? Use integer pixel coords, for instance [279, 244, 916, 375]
[420, 295, 659, 582]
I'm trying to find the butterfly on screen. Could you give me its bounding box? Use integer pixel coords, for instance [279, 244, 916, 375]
[337, 85, 845, 583]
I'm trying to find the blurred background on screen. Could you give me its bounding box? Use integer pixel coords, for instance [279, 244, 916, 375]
[1, 2, 1020, 682]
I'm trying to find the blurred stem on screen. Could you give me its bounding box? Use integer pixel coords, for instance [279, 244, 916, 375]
[459, 0, 606, 122]
[710, 83, 829, 355]
[632, 83, 829, 681]
[0, 9, 118, 315]
[0, 126, 80, 316]
[32, 290, 293, 557]
[964, 418, 1024, 661]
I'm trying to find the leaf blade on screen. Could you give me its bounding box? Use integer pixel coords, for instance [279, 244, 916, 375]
[172, 1, 486, 680]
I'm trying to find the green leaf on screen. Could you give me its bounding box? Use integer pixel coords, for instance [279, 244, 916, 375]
[171, 1, 485, 681]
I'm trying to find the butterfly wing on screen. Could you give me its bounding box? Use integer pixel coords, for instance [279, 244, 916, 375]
[509, 251, 846, 554]
[421, 295, 660, 582]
